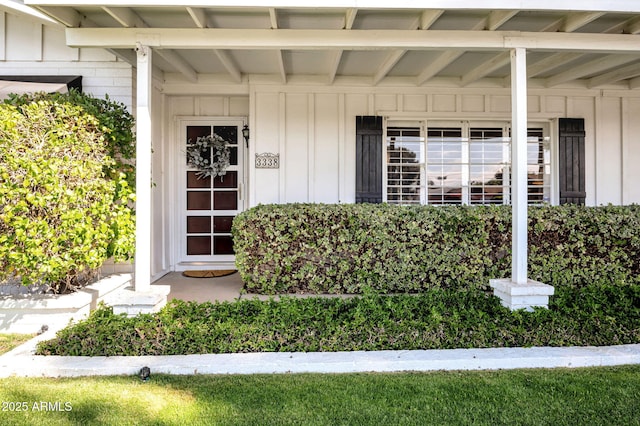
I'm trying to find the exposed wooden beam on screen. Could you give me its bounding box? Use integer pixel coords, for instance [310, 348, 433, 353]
[562, 12, 605, 32]
[329, 8, 358, 84]
[186, 7, 207, 28]
[416, 17, 488, 85]
[460, 50, 511, 86]
[420, 10, 444, 29]
[373, 50, 407, 85]
[417, 50, 463, 85]
[214, 49, 242, 83]
[344, 8, 358, 29]
[627, 16, 640, 34]
[487, 10, 518, 30]
[629, 76, 640, 89]
[372, 12, 438, 85]
[277, 50, 286, 83]
[65, 28, 640, 53]
[103, 7, 145, 28]
[35, 6, 83, 27]
[102, 8, 198, 83]
[545, 54, 639, 87]
[588, 61, 640, 87]
[527, 52, 584, 77]
[269, 7, 278, 29]
[155, 49, 197, 83]
[267, 9, 286, 83]
[328, 50, 343, 84]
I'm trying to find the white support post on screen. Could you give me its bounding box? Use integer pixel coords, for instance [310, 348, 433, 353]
[511, 47, 528, 285]
[134, 43, 152, 293]
[489, 47, 554, 311]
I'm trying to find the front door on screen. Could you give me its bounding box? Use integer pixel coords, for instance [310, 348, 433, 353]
[178, 119, 245, 268]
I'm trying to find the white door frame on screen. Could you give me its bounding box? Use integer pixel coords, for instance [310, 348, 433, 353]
[172, 116, 247, 271]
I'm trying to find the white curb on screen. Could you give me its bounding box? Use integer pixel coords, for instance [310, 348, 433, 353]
[1, 343, 639, 378]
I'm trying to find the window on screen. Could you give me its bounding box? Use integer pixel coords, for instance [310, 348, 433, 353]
[384, 121, 551, 206]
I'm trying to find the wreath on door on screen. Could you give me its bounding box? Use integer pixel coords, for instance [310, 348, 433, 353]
[186, 134, 231, 179]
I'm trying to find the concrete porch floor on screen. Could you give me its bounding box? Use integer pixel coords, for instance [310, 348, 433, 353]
[152, 272, 244, 304]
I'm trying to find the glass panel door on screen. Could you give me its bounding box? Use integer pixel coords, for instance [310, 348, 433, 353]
[182, 121, 244, 262]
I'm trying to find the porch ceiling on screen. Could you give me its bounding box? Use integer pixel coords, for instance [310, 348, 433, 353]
[24, 1, 640, 89]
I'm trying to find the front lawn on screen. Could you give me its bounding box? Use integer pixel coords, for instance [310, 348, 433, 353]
[36, 284, 640, 356]
[0, 334, 34, 355]
[0, 367, 639, 425]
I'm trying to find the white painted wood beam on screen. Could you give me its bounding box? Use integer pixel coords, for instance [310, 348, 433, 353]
[562, 12, 605, 32]
[527, 52, 584, 77]
[344, 8, 357, 29]
[417, 50, 463, 85]
[134, 43, 152, 293]
[510, 47, 528, 285]
[277, 49, 286, 83]
[155, 49, 197, 83]
[269, 7, 278, 29]
[328, 50, 343, 84]
[420, 10, 444, 29]
[487, 10, 518, 31]
[545, 54, 639, 87]
[103, 7, 198, 83]
[108, 47, 165, 81]
[588, 62, 640, 87]
[630, 76, 640, 89]
[214, 49, 242, 83]
[65, 28, 640, 53]
[373, 50, 406, 85]
[103, 6, 145, 28]
[627, 16, 640, 34]
[460, 50, 510, 86]
[35, 6, 83, 27]
[328, 8, 357, 84]
[372, 13, 437, 85]
[186, 7, 207, 28]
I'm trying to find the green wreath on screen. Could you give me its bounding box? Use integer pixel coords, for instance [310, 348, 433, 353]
[186, 134, 231, 179]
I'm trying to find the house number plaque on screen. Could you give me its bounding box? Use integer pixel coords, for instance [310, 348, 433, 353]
[255, 153, 280, 169]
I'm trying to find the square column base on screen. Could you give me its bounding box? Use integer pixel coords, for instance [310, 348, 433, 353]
[103, 285, 170, 317]
[489, 278, 554, 311]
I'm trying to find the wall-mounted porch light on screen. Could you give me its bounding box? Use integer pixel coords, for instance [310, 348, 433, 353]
[242, 124, 250, 147]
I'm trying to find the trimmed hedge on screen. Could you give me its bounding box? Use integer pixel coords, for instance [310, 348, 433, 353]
[35, 284, 640, 356]
[233, 204, 640, 294]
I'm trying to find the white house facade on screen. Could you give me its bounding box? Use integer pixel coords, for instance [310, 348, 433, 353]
[4, 1, 640, 300]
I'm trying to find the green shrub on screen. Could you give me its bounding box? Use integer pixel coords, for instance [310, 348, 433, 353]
[0, 99, 134, 292]
[35, 283, 640, 356]
[233, 204, 640, 294]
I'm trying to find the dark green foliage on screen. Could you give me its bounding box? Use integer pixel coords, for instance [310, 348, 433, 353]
[36, 284, 640, 356]
[233, 203, 640, 294]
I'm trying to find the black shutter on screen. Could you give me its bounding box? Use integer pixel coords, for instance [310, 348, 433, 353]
[559, 118, 586, 205]
[356, 116, 383, 203]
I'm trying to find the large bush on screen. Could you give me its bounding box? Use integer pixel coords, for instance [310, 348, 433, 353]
[232, 203, 640, 294]
[0, 99, 135, 292]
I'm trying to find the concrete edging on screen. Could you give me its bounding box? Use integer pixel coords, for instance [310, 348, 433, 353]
[1, 341, 639, 378]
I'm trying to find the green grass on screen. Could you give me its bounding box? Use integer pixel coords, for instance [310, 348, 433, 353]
[0, 334, 34, 355]
[36, 284, 640, 356]
[0, 366, 639, 425]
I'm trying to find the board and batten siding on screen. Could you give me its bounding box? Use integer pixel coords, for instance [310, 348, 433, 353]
[251, 86, 640, 207]
[0, 11, 133, 109]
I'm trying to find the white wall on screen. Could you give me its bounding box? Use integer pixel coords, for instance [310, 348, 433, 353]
[0, 11, 133, 109]
[251, 85, 640, 207]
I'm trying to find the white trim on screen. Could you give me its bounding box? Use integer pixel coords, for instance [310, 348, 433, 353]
[24, 1, 640, 14]
[65, 28, 640, 53]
